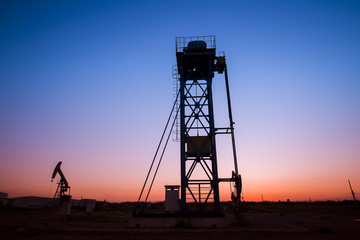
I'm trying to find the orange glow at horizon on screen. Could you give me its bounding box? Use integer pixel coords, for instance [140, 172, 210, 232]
[1, 174, 357, 203]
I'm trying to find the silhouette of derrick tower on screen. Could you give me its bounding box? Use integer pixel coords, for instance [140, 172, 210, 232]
[176, 36, 230, 212]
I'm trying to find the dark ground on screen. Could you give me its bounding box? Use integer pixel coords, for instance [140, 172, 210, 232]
[1, 201, 359, 240]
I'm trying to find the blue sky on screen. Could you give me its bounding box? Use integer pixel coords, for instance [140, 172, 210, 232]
[1, 0, 359, 201]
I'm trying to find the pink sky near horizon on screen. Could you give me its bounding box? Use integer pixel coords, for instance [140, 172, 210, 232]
[1, 137, 358, 203]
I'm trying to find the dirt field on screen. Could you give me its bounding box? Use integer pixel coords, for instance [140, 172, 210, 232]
[0, 202, 359, 240]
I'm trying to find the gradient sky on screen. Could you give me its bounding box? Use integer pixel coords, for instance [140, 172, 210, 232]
[1, 0, 359, 203]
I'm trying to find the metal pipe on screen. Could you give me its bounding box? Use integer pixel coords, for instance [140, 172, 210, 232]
[224, 62, 239, 176]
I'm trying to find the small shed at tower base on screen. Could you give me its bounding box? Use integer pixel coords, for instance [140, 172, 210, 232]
[165, 185, 180, 212]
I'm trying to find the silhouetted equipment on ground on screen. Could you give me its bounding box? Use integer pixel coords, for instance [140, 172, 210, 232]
[164, 185, 180, 212]
[134, 36, 242, 224]
[348, 179, 357, 201]
[51, 161, 71, 207]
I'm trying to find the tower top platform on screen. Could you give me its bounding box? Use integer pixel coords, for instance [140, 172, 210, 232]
[175, 36, 217, 79]
[176, 36, 216, 53]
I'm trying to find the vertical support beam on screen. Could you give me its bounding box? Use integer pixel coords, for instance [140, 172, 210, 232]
[198, 184, 201, 203]
[207, 77, 220, 210]
[224, 61, 242, 224]
[224, 64, 239, 177]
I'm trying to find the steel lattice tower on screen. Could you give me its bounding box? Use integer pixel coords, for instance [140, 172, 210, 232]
[176, 36, 221, 212]
[135, 36, 241, 221]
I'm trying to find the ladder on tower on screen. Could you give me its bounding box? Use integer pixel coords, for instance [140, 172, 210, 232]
[172, 65, 180, 142]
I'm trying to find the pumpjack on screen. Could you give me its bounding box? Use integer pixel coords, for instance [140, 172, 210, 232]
[51, 161, 71, 206]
